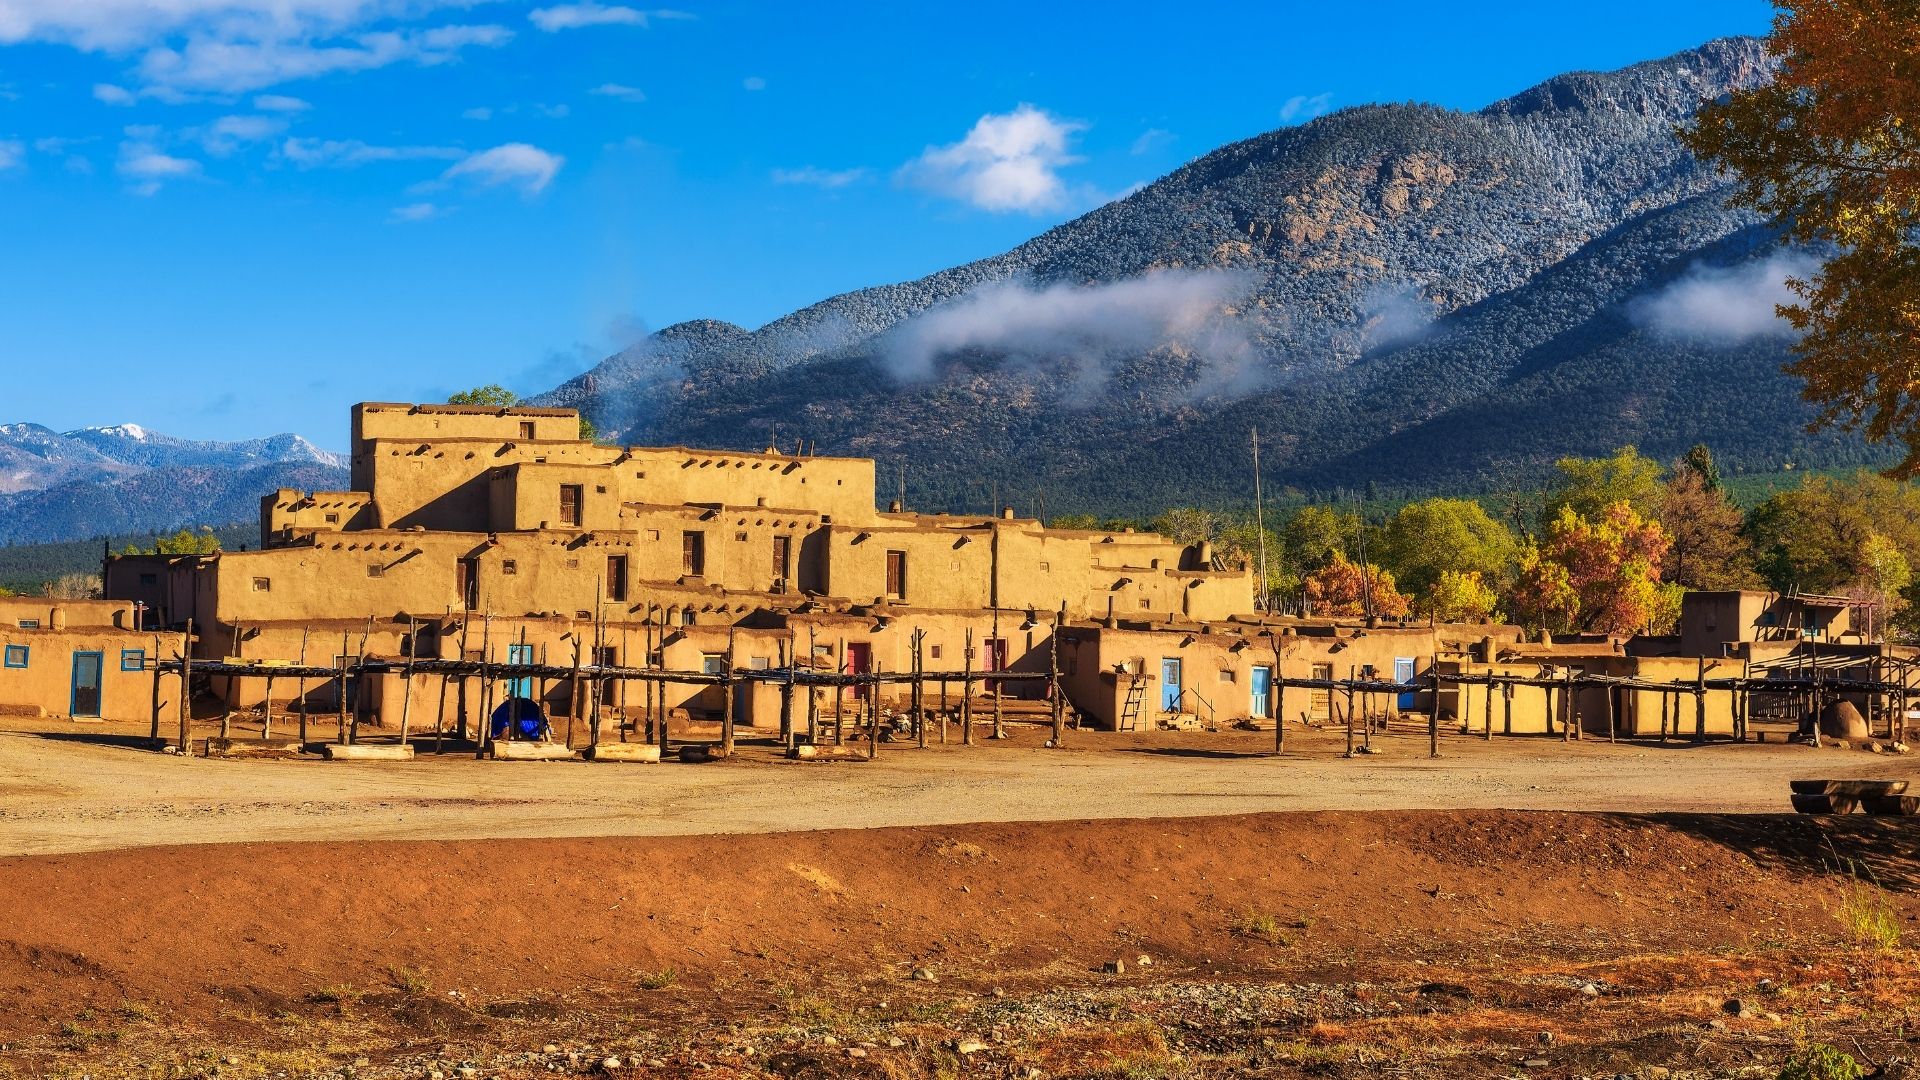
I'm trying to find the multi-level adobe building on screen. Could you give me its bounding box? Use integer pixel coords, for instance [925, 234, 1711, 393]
[103, 401, 1276, 732]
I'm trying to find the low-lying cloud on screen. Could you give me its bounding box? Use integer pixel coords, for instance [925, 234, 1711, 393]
[1357, 281, 1435, 351]
[880, 269, 1262, 398]
[1630, 249, 1821, 344]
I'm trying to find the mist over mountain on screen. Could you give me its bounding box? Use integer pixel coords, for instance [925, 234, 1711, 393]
[539, 37, 1875, 515]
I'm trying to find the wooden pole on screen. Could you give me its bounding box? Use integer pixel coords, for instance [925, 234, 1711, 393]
[567, 641, 582, 749]
[177, 619, 194, 754]
[1048, 614, 1064, 749]
[335, 632, 350, 746]
[721, 629, 737, 757]
[261, 670, 275, 741]
[399, 615, 417, 747]
[1271, 637, 1285, 756]
[778, 635, 795, 752]
[962, 629, 975, 747]
[1605, 682, 1617, 744]
[939, 677, 949, 745]
[868, 661, 881, 760]
[475, 615, 493, 759]
[1344, 670, 1355, 756]
[917, 631, 930, 749]
[149, 634, 163, 742]
[1502, 680, 1513, 736]
[1562, 669, 1574, 743]
[619, 625, 630, 742]
[1694, 657, 1707, 742]
[296, 627, 311, 747]
[1427, 665, 1440, 758]
[432, 615, 451, 754]
[834, 636, 846, 747]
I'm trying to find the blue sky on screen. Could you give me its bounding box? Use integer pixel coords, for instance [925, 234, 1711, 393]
[0, 0, 1775, 446]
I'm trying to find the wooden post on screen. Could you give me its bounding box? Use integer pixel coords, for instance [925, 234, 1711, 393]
[962, 629, 975, 747]
[721, 629, 736, 756]
[1048, 614, 1064, 749]
[1343, 671, 1355, 757]
[1427, 665, 1440, 758]
[1738, 659, 1752, 742]
[149, 634, 162, 742]
[618, 625, 630, 742]
[917, 631, 931, 750]
[261, 670, 276, 741]
[567, 641, 582, 749]
[834, 637, 846, 747]
[177, 619, 194, 754]
[1563, 670, 1575, 743]
[1694, 657, 1707, 742]
[939, 677, 949, 745]
[335, 632, 350, 746]
[475, 616, 494, 759]
[1659, 688, 1670, 743]
[868, 662, 881, 760]
[352, 618, 371, 742]
[1271, 636, 1285, 756]
[1502, 680, 1513, 736]
[1605, 683, 1617, 743]
[779, 637, 795, 752]
[399, 615, 417, 747]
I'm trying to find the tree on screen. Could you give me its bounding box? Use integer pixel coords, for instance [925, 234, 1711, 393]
[448, 385, 520, 407]
[1681, 1, 1920, 476]
[1658, 467, 1761, 590]
[1512, 502, 1681, 636]
[579, 415, 601, 442]
[1280, 505, 1358, 577]
[1378, 497, 1518, 601]
[1420, 569, 1502, 623]
[1680, 443, 1723, 491]
[1744, 473, 1920, 593]
[1150, 507, 1225, 547]
[122, 527, 222, 556]
[1301, 553, 1412, 619]
[1546, 446, 1665, 522]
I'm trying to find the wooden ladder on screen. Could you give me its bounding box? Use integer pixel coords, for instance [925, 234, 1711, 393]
[1119, 678, 1146, 732]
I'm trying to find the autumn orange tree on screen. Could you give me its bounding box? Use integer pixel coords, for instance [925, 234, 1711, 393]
[1301, 554, 1412, 619]
[1682, 1, 1920, 473]
[1512, 502, 1681, 636]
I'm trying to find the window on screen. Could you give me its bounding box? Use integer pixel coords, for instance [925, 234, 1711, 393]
[520, 421, 536, 440]
[772, 535, 791, 581]
[682, 531, 706, 576]
[3, 644, 26, 668]
[593, 646, 619, 668]
[645, 529, 660, 541]
[559, 484, 583, 528]
[930, 644, 943, 660]
[121, 648, 145, 671]
[749, 656, 771, 670]
[252, 577, 271, 592]
[324, 513, 339, 524]
[886, 550, 907, 598]
[735, 531, 748, 542]
[607, 555, 629, 603]
[701, 653, 725, 675]
[16, 619, 38, 630]
[138, 573, 157, 587]
[457, 558, 479, 611]
[367, 563, 385, 578]
[501, 560, 517, 575]
[404, 627, 437, 659]
[1219, 669, 1236, 683]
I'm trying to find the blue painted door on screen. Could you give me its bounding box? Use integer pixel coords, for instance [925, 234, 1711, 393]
[508, 643, 534, 699]
[1250, 665, 1272, 719]
[1160, 658, 1182, 712]
[1394, 657, 1416, 710]
[70, 651, 103, 718]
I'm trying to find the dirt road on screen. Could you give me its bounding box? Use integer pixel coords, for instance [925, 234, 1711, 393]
[3, 720, 1909, 856]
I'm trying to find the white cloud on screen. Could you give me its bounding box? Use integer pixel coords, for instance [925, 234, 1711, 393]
[535, 102, 568, 118]
[741, 75, 765, 91]
[529, 3, 644, 31]
[388, 201, 441, 222]
[93, 82, 136, 105]
[117, 137, 201, 194]
[461, 105, 491, 120]
[201, 112, 286, 155]
[1629, 250, 1821, 344]
[136, 23, 512, 93]
[442, 142, 562, 194]
[253, 93, 310, 111]
[881, 269, 1261, 401]
[772, 165, 868, 188]
[281, 135, 462, 166]
[0, 139, 23, 171]
[897, 104, 1085, 213]
[1130, 127, 1174, 155]
[1279, 92, 1332, 124]
[589, 82, 645, 102]
[1357, 282, 1436, 351]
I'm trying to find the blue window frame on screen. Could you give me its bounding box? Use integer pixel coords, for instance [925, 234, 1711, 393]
[121, 648, 145, 672]
[3, 644, 27, 669]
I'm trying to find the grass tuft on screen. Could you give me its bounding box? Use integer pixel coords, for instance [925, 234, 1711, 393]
[1777, 1042, 1863, 1080]
[636, 967, 679, 991]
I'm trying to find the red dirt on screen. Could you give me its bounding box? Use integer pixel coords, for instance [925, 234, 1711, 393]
[2, 809, 1911, 1041]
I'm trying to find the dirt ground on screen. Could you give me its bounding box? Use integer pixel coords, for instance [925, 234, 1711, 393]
[0, 716, 1911, 857]
[5, 717, 1920, 1078]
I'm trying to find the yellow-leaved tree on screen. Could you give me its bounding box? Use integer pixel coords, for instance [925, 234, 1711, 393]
[1681, 1, 1920, 473]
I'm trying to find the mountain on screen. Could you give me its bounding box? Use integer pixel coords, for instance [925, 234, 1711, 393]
[0, 424, 348, 545]
[539, 37, 1876, 515]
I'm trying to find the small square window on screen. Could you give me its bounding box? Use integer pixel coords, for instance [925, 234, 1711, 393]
[16, 619, 38, 630]
[735, 531, 748, 542]
[325, 513, 339, 524]
[596, 485, 607, 494]
[3, 644, 26, 668]
[930, 644, 943, 660]
[252, 577, 271, 592]
[1218, 670, 1236, 683]
[749, 656, 771, 670]
[121, 648, 145, 671]
[138, 573, 157, 587]
[502, 560, 518, 575]
[367, 563, 384, 577]
[646, 530, 660, 541]
[1040, 561, 1050, 572]
[701, 653, 725, 675]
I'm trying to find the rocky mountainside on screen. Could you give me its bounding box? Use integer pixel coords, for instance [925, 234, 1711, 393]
[539, 37, 1873, 514]
[0, 424, 347, 545]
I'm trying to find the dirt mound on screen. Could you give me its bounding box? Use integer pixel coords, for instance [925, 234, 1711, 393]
[0, 810, 1908, 1039]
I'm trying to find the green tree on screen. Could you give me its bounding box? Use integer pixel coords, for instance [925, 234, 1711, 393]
[579, 415, 601, 442]
[1546, 446, 1665, 523]
[1378, 498, 1518, 602]
[1682, 1, 1920, 477]
[1681, 443, 1723, 491]
[122, 527, 222, 556]
[1420, 569, 1503, 623]
[1744, 473, 1920, 595]
[447, 385, 520, 407]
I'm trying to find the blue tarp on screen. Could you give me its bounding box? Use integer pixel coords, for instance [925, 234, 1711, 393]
[489, 696, 549, 741]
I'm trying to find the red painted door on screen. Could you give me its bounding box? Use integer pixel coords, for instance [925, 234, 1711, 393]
[846, 642, 872, 700]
